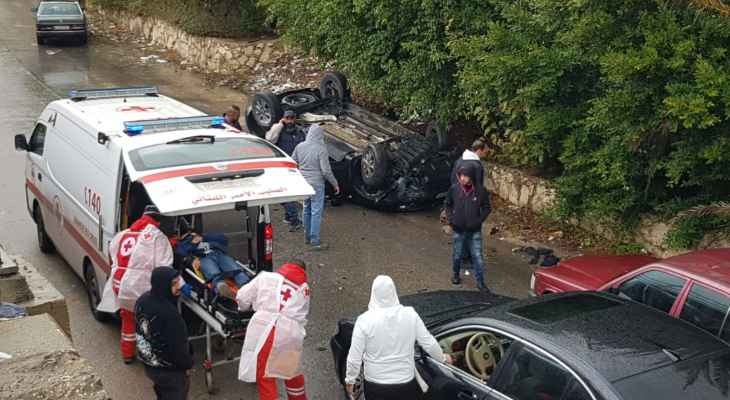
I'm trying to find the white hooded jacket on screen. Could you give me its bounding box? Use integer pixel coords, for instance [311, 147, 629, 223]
[97, 224, 174, 312]
[236, 269, 310, 382]
[345, 276, 445, 385]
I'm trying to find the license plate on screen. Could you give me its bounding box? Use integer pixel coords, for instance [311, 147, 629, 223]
[53, 25, 69, 30]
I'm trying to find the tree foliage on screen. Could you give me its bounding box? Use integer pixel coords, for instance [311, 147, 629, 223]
[264, 0, 730, 231]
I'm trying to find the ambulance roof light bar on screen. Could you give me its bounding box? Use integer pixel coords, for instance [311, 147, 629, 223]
[69, 86, 159, 101]
[123, 115, 225, 136]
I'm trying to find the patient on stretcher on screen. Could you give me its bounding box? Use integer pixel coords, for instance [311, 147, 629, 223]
[175, 231, 250, 299]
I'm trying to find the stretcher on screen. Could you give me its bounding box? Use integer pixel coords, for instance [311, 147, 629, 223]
[178, 260, 255, 394]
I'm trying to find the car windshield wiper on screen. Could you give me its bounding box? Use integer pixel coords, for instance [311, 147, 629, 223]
[166, 135, 215, 144]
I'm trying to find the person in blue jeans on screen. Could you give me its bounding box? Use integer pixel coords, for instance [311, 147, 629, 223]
[265, 110, 307, 230]
[292, 124, 340, 250]
[444, 163, 492, 291]
[175, 231, 249, 299]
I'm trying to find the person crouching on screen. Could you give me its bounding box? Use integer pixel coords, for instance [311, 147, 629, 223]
[135, 267, 193, 400]
[236, 260, 310, 400]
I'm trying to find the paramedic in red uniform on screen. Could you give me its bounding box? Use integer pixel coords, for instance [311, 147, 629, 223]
[98, 205, 174, 363]
[236, 259, 310, 400]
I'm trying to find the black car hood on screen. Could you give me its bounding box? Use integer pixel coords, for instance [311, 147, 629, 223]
[400, 290, 512, 327]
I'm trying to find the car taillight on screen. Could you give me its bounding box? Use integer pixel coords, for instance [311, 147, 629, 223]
[264, 223, 273, 262]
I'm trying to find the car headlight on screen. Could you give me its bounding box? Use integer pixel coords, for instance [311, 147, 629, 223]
[529, 273, 536, 291]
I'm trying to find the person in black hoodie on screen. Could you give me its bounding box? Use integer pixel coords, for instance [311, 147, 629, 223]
[444, 163, 492, 290]
[135, 267, 193, 400]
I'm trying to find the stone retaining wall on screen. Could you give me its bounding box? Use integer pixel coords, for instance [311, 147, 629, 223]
[484, 162, 726, 257]
[92, 8, 287, 75]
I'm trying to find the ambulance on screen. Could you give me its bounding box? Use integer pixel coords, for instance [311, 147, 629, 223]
[14, 86, 314, 321]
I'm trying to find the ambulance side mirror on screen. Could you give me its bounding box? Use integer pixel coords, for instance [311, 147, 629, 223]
[14, 134, 28, 151]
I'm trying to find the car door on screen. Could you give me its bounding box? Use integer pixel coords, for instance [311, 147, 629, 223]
[489, 342, 594, 400]
[609, 269, 688, 315]
[417, 350, 494, 400]
[676, 282, 730, 338]
[25, 121, 62, 239]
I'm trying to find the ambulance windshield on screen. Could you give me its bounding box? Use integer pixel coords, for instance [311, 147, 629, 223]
[128, 137, 284, 171]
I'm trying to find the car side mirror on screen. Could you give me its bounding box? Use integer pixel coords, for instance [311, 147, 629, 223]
[14, 134, 28, 151]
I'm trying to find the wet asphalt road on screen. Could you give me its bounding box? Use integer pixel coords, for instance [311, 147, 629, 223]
[0, 1, 535, 399]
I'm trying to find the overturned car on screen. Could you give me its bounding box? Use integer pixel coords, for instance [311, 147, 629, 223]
[245, 72, 457, 211]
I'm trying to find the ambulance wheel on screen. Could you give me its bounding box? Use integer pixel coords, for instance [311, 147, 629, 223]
[84, 261, 111, 323]
[34, 204, 55, 254]
[205, 371, 214, 394]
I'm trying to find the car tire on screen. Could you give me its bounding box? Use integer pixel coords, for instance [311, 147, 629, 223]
[360, 143, 388, 189]
[251, 91, 283, 133]
[281, 92, 318, 109]
[34, 205, 55, 254]
[319, 71, 350, 102]
[245, 106, 267, 138]
[426, 121, 449, 151]
[84, 261, 111, 323]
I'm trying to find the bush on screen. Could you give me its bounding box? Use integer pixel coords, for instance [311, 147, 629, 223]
[258, 0, 498, 121]
[451, 0, 730, 224]
[90, 0, 266, 37]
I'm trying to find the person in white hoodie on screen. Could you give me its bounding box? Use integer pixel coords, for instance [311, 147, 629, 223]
[345, 276, 452, 400]
[450, 139, 489, 188]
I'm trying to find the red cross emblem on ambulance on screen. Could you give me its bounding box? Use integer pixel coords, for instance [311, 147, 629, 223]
[118, 106, 156, 112]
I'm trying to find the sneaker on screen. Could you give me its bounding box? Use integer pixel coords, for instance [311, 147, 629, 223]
[477, 283, 490, 293]
[451, 275, 461, 285]
[310, 243, 329, 251]
[282, 218, 293, 225]
[216, 281, 236, 300]
[289, 223, 303, 232]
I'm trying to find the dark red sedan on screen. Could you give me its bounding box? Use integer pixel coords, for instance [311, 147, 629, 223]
[530, 248, 730, 339]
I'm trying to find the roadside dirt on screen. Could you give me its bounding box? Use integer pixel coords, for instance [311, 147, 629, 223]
[0, 350, 109, 400]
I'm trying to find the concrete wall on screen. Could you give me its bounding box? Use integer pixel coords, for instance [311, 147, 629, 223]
[92, 8, 287, 75]
[0, 246, 70, 336]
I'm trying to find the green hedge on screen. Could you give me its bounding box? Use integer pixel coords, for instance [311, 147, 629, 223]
[90, 0, 266, 37]
[265, 0, 730, 239]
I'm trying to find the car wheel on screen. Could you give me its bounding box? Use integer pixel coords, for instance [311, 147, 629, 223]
[251, 91, 283, 132]
[281, 92, 318, 109]
[84, 261, 111, 323]
[34, 205, 55, 254]
[426, 121, 449, 151]
[360, 143, 388, 189]
[245, 107, 267, 138]
[319, 71, 350, 102]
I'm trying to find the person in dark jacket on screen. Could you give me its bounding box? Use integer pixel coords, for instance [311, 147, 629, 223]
[444, 163, 491, 290]
[448, 139, 489, 266]
[135, 267, 193, 400]
[265, 110, 307, 229]
[223, 105, 242, 130]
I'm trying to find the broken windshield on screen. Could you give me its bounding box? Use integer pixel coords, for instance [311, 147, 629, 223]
[128, 137, 284, 172]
